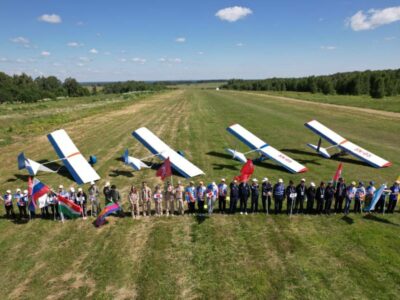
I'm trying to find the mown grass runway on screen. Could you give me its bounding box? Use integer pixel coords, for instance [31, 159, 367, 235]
[0, 88, 399, 299]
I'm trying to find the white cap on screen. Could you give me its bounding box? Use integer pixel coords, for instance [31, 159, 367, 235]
[278, 178, 283, 183]
[396, 180, 400, 184]
[262, 177, 268, 182]
[212, 181, 216, 185]
[310, 182, 315, 187]
[23, 190, 28, 194]
[70, 187, 75, 192]
[221, 178, 225, 182]
[301, 178, 306, 182]
[59, 185, 64, 189]
[178, 181, 182, 184]
[105, 181, 110, 187]
[78, 187, 83, 192]
[252, 178, 258, 182]
[6, 189, 11, 194]
[90, 181, 95, 185]
[16, 188, 21, 192]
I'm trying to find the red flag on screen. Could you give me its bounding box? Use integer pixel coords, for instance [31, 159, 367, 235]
[332, 163, 343, 187]
[156, 157, 172, 181]
[234, 159, 254, 182]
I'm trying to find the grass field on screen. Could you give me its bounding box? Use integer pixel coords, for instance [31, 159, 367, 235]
[249, 90, 400, 113]
[1, 88, 399, 299]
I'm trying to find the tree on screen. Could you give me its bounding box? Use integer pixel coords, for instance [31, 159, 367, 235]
[370, 75, 385, 99]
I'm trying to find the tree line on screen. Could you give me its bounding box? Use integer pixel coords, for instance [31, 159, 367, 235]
[221, 69, 400, 98]
[102, 81, 166, 94]
[0, 72, 91, 103]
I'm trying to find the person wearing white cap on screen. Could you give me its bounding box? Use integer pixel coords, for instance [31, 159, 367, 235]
[103, 181, 112, 206]
[354, 181, 366, 214]
[306, 182, 316, 214]
[77, 187, 88, 218]
[229, 179, 239, 214]
[261, 178, 272, 214]
[88, 181, 100, 217]
[250, 179, 259, 214]
[2, 189, 15, 218]
[273, 179, 285, 214]
[286, 180, 296, 215]
[196, 181, 206, 215]
[218, 178, 228, 214]
[15, 188, 28, 219]
[295, 179, 306, 214]
[206, 182, 218, 215]
[344, 181, 357, 215]
[316, 181, 326, 215]
[387, 180, 400, 213]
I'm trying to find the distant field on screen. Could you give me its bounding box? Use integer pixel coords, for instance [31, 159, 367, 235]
[243, 90, 400, 113]
[0, 88, 399, 299]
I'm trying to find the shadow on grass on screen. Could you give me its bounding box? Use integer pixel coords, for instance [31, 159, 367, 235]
[114, 157, 184, 178]
[280, 148, 322, 165]
[341, 215, 354, 225]
[363, 214, 400, 227]
[195, 214, 207, 225]
[212, 163, 239, 171]
[109, 169, 134, 178]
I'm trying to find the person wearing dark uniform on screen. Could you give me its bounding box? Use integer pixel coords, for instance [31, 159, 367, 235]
[387, 180, 400, 213]
[273, 179, 285, 214]
[229, 180, 239, 214]
[316, 181, 326, 215]
[334, 178, 346, 214]
[261, 178, 272, 214]
[250, 179, 259, 214]
[306, 182, 316, 214]
[324, 181, 335, 215]
[295, 179, 306, 214]
[217, 179, 227, 214]
[196, 181, 206, 215]
[286, 180, 296, 215]
[110, 185, 123, 217]
[2, 190, 15, 218]
[239, 181, 250, 215]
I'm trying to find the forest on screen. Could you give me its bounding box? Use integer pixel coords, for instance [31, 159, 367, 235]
[221, 69, 400, 98]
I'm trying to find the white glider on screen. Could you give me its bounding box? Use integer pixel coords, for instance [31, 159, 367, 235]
[305, 120, 391, 168]
[128, 127, 204, 178]
[226, 123, 308, 173]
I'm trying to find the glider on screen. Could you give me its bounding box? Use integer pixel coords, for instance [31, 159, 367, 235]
[226, 123, 308, 173]
[123, 127, 204, 178]
[18, 129, 100, 184]
[305, 120, 391, 168]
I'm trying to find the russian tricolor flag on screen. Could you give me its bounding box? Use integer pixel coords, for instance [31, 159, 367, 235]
[32, 178, 50, 204]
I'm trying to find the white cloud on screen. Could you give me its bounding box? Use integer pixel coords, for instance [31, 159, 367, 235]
[236, 42, 244, 47]
[11, 36, 30, 44]
[52, 62, 62, 67]
[158, 57, 182, 64]
[0, 57, 8, 62]
[320, 45, 337, 50]
[38, 14, 62, 24]
[89, 48, 98, 54]
[175, 37, 186, 43]
[79, 57, 91, 62]
[41, 51, 51, 56]
[104, 51, 111, 55]
[67, 42, 83, 47]
[131, 57, 146, 64]
[347, 6, 400, 31]
[77, 63, 85, 67]
[119, 58, 127, 62]
[158, 57, 166, 62]
[76, 21, 85, 26]
[198, 51, 204, 55]
[384, 36, 396, 41]
[215, 6, 252, 22]
[16, 58, 26, 63]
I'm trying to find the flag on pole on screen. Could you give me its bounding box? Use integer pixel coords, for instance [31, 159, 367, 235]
[27, 176, 36, 211]
[31, 178, 50, 204]
[363, 184, 387, 212]
[95, 202, 121, 227]
[234, 159, 254, 182]
[156, 157, 172, 181]
[58, 195, 82, 219]
[332, 163, 343, 187]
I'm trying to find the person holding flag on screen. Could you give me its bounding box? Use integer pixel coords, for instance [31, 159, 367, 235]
[185, 181, 196, 215]
[334, 178, 346, 214]
[196, 181, 206, 215]
[365, 181, 376, 208]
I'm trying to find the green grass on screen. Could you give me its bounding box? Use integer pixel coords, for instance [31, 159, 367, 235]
[0, 88, 399, 299]
[243, 90, 400, 113]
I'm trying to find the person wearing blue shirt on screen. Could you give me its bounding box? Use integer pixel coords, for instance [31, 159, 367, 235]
[250, 179, 259, 214]
[354, 182, 366, 213]
[387, 180, 400, 213]
[2, 190, 15, 218]
[196, 181, 206, 215]
[239, 181, 251, 215]
[273, 179, 285, 214]
[185, 181, 196, 215]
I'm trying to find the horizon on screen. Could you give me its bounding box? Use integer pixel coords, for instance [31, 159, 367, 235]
[1, 0, 400, 81]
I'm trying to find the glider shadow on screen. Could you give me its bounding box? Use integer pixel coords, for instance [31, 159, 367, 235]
[363, 214, 400, 227]
[341, 215, 354, 225]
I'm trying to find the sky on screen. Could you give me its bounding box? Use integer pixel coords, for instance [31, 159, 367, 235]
[0, 0, 399, 81]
